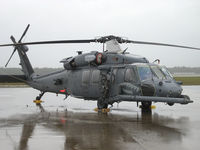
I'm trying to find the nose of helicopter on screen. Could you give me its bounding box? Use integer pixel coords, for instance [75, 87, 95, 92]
[155, 81, 183, 98]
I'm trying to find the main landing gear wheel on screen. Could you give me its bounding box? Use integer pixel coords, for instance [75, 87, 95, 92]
[97, 99, 108, 109]
[97, 99, 110, 113]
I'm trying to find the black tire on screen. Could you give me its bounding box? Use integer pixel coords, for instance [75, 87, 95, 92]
[141, 101, 152, 110]
[97, 99, 108, 109]
[167, 102, 174, 106]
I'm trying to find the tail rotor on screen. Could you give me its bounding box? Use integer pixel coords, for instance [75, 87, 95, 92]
[5, 24, 30, 67]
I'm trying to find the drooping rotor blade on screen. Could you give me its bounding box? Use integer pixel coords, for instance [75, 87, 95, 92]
[0, 39, 96, 47]
[0, 34, 200, 51]
[126, 40, 200, 51]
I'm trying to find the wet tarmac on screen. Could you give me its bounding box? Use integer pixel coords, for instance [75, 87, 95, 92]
[0, 86, 200, 150]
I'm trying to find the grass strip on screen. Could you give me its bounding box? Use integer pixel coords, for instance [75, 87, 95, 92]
[174, 76, 200, 85]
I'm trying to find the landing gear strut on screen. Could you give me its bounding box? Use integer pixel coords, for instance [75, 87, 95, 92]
[33, 91, 45, 105]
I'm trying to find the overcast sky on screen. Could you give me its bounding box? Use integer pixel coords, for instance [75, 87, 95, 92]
[0, 0, 200, 68]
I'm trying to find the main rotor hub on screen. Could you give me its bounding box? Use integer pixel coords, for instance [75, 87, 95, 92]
[95, 35, 128, 44]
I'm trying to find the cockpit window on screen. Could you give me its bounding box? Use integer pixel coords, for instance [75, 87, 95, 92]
[151, 66, 166, 79]
[137, 66, 153, 81]
[160, 66, 173, 78]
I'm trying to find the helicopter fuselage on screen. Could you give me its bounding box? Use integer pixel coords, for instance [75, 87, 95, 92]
[28, 52, 185, 108]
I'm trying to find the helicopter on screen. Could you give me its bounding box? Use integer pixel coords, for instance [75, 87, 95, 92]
[0, 24, 199, 110]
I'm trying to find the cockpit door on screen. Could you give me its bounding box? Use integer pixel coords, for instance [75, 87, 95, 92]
[136, 64, 155, 96]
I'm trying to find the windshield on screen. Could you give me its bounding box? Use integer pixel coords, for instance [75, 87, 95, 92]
[151, 66, 166, 79]
[137, 65, 153, 81]
[160, 66, 173, 78]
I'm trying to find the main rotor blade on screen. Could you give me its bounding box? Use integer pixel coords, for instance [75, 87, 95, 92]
[127, 40, 200, 51]
[0, 35, 200, 51]
[0, 39, 96, 47]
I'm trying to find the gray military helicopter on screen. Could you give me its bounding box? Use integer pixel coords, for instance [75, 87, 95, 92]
[1, 25, 199, 110]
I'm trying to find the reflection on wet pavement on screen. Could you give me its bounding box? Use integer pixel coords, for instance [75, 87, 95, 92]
[0, 106, 187, 150]
[0, 86, 200, 150]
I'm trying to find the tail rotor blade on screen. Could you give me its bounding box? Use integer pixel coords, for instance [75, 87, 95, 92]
[5, 48, 16, 67]
[19, 24, 30, 42]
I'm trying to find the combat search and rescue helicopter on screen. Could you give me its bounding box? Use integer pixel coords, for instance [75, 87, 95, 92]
[0, 25, 199, 110]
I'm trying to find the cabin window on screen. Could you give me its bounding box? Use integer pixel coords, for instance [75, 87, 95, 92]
[82, 70, 90, 85]
[125, 68, 136, 82]
[91, 70, 100, 84]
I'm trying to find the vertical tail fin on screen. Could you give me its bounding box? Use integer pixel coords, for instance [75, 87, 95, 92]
[10, 36, 34, 79]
